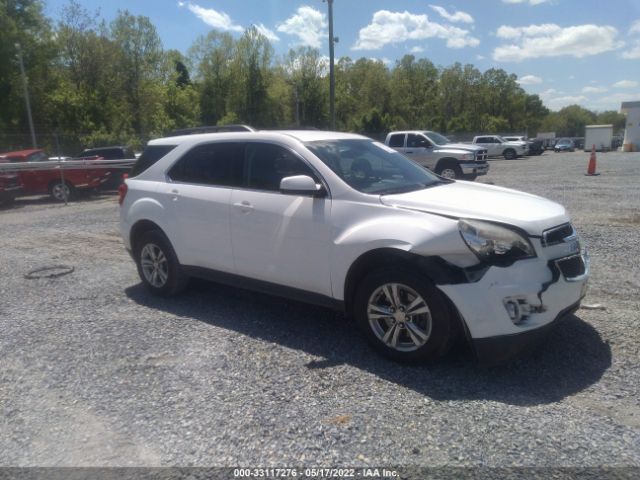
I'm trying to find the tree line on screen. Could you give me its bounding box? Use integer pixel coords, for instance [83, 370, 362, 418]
[0, 0, 626, 152]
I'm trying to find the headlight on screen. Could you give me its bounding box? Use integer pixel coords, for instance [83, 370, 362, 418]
[460, 153, 474, 161]
[458, 219, 536, 266]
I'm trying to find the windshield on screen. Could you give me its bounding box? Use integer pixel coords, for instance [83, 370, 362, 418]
[305, 139, 444, 195]
[423, 131, 451, 146]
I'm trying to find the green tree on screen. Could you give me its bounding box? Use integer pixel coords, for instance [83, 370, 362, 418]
[284, 47, 327, 127]
[0, 0, 55, 137]
[227, 26, 273, 126]
[188, 30, 235, 125]
[110, 10, 164, 137]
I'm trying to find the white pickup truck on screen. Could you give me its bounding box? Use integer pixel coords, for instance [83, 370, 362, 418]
[385, 130, 489, 180]
[471, 135, 528, 160]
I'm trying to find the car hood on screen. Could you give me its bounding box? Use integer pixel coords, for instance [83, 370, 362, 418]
[438, 143, 485, 152]
[379, 181, 568, 234]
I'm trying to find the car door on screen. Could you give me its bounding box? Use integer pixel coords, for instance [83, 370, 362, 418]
[16, 152, 51, 195]
[405, 133, 436, 170]
[230, 142, 333, 296]
[163, 142, 244, 272]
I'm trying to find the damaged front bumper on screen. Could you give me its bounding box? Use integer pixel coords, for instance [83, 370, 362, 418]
[438, 248, 589, 364]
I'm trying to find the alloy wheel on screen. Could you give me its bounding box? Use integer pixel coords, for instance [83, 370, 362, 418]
[367, 283, 432, 352]
[51, 183, 70, 201]
[140, 243, 169, 288]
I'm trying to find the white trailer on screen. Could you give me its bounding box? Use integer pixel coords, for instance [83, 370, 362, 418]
[621, 101, 640, 152]
[584, 125, 613, 152]
[536, 131, 556, 149]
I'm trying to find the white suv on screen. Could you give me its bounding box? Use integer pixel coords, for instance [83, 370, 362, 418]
[119, 131, 589, 363]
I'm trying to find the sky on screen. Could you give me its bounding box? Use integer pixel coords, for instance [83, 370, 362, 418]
[44, 0, 640, 112]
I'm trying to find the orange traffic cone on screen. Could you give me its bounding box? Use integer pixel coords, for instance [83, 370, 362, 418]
[585, 144, 600, 176]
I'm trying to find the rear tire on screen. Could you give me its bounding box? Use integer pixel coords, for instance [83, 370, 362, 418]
[134, 229, 189, 296]
[353, 267, 454, 363]
[503, 149, 516, 160]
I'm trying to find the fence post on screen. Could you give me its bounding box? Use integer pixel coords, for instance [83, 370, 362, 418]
[54, 133, 68, 205]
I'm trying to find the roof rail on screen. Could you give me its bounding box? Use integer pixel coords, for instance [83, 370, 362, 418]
[165, 125, 256, 137]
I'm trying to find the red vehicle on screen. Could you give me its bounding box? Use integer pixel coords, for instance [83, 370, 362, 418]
[0, 149, 111, 201]
[0, 158, 23, 205]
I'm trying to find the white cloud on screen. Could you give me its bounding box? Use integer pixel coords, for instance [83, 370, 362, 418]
[476, 54, 485, 60]
[582, 86, 608, 93]
[613, 80, 639, 88]
[410, 46, 425, 53]
[517, 74, 542, 85]
[502, 0, 551, 4]
[586, 91, 640, 110]
[428, 5, 474, 24]
[493, 23, 623, 62]
[254, 23, 279, 42]
[353, 10, 479, 50]
[277, 6, 327, 49]
[622, 41, 640, 59]
[629, 20, 640, 35]
[180, 2, 243, 32]
[546, 95, 588, 110]
[538, 88, 587, 111]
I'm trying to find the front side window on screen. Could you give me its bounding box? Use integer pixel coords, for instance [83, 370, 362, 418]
[306, 139, 444, 195]
[245, 143, 315, 192]
[27, 152, 49, 162]
[407, 134, 430, 148]
[168, 142, 244, 187]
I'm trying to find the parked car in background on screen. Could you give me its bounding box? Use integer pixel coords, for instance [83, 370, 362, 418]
[384, 130, 489, 180]
[0, 158, 23, 205]
[76, 146, 136, 189]
[0, 149, 111, 201]
[120, 130, 589, 364]
[503, 136, 544, 156]
[554, 139, 575, 152]
[471, 135, 529, 159]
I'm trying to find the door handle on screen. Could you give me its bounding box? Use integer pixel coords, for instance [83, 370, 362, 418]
[233, 201, 254, 213]
[170, 188, 179, 201]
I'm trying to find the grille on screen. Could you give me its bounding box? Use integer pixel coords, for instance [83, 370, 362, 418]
[542, 223, 575, 246]
[556, 254, 586, 280]
[475, 149, 488, 162]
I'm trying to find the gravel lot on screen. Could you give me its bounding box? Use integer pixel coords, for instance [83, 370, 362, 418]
[1, 150, 639, 469]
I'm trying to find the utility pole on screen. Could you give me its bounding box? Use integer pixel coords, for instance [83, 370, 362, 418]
[326, 0, 336, 130]
[15, 43, 37, 149]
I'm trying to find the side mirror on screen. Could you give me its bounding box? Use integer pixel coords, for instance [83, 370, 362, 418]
[280, 175, 326, 197]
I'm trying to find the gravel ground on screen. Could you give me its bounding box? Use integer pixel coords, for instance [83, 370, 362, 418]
[0, 150, 639, 469]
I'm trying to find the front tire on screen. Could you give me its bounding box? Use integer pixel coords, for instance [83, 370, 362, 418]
[354, 268, 454, 363]
[435, 163, 462, 179]
[503, 148, 516, 160]
[134, 230, 189, 296]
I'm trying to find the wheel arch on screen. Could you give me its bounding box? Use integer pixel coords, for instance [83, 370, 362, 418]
[47, 178, 74, 190]
[342, 247, 468, 317]
[435, 157, 460, 170]
[130, 219, 167, 251]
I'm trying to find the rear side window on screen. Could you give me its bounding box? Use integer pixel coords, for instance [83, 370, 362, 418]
[131, 145, 177, 177]
[245, 143, 316, 192]
[388, 134, 405, 148]
[168, 142, 244, 187]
